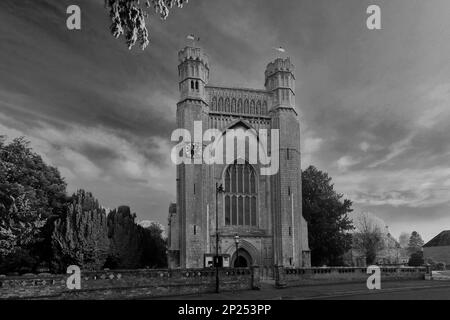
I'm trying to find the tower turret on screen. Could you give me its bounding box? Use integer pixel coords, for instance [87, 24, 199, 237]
[264, 58, 295, 110]
[178, 46, 209, 104]
[175, 46, 210, 268]
[266, 57, 309, 268]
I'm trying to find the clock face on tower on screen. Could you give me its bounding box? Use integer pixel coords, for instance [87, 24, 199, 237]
[185, 142, 202, 159]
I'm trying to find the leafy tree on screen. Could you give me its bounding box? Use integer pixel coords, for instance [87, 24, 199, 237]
[106, 207, 168, 269]
[142, 221, 167, 268]
[51, 190, 110, 272]
[105, 0, 188, 50]
[407, 231, 424, 255]
[0, 136, 66, 271]
[352, 212, 386, 265]
[106, 206, 144, 269]
[302, 166, 354, 266]
[408, 251, 424, 267]
[435, 262, 446, 271]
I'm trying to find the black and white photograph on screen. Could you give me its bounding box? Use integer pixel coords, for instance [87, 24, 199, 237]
[1, 0, 450, 308]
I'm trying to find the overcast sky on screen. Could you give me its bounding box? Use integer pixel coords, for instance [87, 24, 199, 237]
[0, 0, 449, 242]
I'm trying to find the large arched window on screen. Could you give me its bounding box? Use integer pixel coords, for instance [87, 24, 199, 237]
[224, 161, 257, 227]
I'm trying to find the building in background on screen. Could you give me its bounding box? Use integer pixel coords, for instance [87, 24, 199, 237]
[344, 229, 409, 266]
[423, 230, 450, 265]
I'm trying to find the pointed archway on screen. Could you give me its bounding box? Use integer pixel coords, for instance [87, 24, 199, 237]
[231, 248, 252, 267]
[224, 239, 260, 267]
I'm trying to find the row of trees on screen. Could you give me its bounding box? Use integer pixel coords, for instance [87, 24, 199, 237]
[0, 137, 166, 274]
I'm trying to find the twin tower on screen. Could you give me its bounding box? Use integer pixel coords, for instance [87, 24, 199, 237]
[167, 46, 311, 275]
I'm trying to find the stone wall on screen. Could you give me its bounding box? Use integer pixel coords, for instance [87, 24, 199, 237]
[1, 265, 428, 299]
[0, 267, 257, 300]
[275, 266, 427, 287]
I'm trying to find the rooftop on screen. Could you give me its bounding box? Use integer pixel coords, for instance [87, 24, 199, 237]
[423, 230, 450, 247]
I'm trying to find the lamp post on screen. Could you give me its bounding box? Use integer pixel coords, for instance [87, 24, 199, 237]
[215, 183, 224, 293]
[234, 234, 240, 268]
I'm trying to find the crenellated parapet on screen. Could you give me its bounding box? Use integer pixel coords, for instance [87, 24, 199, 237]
[178, 46, 209, 104]
[264, 57, 296, 109]
[264, 57, 295, 80]
[178, 46, 209, 66]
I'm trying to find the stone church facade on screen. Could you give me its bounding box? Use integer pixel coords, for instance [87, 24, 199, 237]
[167, 46, 311, 275]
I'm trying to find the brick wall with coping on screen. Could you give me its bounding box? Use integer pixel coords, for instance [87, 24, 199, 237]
[0, 267, 257, 300]
[275, 266, 427, 287]
[0, 265, 428, 299]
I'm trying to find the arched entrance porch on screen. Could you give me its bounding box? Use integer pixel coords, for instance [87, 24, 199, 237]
[224, 238, 260, 268]
[231, 248, 252, 267]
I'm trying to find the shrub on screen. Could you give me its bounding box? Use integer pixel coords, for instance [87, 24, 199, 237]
[408, 251, 424, 267]
[0, 248, 37, 274]
[436, 262, 446, 271]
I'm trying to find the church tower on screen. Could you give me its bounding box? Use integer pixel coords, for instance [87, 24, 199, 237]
[265, 58, 309, 267]
[174, 47, 210, 268]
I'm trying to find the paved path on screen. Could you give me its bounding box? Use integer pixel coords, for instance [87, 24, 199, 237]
[153, 280, 450, 300]
[323, 285, 450, 300]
